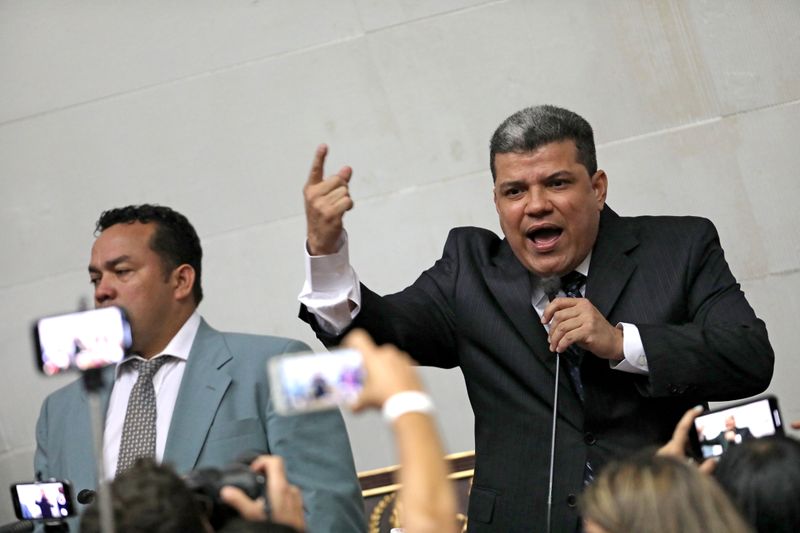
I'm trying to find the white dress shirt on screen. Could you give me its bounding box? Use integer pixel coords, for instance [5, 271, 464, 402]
[299, 231, 648, 374]
[103, 311, 201, 479]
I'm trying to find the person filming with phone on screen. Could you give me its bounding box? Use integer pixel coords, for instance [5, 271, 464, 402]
[34, 204, 366, 532]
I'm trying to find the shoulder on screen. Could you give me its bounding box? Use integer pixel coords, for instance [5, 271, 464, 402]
[621, 214, 715, 234]
[445, 226, 503, 245]
[41, 377, 85, 406]
[442, 226, 506, 262]
[37, 377, 87, 426]
[608, 210, 719, 247]
[216, 330, 311, 356]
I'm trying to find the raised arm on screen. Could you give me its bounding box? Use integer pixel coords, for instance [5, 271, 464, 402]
[304, 144, 354, 256]
[345, 330, 458, 533]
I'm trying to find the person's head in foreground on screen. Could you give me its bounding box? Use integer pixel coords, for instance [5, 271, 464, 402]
[714, 435, 800, 533]
[581, 454, 752, 533]
[81, 457, 305, 533]
[81, 458, 210, 533]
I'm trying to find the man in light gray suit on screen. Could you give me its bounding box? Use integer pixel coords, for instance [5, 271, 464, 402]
[35, 204, 366, 532]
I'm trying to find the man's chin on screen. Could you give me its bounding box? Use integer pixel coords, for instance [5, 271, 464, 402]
[524, 258, 570, 279]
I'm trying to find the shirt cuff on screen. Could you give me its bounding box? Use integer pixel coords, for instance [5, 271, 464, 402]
[298, 232, 361, 334]
[610, 322, 649, 375]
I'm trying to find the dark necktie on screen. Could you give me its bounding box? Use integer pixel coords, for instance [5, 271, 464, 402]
[559, 271, 595, 486]
[560, 271, 587, 402]
[116, 356, 171, 476]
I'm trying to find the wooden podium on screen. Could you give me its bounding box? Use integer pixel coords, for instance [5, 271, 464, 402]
[358, 451, 475, 533]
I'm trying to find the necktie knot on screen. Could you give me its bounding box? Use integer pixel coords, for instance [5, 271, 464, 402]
[560, 271, 586, 298]
[128, 356, 171, 379]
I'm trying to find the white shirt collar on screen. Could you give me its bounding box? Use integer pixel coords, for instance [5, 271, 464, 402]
[115, 311, 201, 377]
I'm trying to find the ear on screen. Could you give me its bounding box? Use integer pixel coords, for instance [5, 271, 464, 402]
[172, 264, 196, 302]
[591, 170, 608, 209]
[493, 187, 500, 214]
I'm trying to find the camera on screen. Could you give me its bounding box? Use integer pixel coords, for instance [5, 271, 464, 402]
[184, 461, 266, 530]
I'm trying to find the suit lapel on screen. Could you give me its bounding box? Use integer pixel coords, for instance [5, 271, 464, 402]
[483, 238, 583, 414]
[483, 240, 551, 364]
[586, 207, 639, 318]
[163, 319, 232, 472]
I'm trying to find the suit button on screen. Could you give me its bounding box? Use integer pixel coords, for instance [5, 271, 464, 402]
[566, 494, 577, 508]
[584, 432, 596, 445]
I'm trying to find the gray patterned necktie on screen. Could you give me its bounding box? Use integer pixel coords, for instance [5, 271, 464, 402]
[115, 356, 171, 476]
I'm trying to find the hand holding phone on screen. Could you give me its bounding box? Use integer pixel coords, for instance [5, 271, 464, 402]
[268, 348, 365, 415]
[688, 395, 784, 459]
[342, 329, 424, 412]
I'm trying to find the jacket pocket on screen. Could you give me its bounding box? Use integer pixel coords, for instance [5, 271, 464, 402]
[468, 485, 498, 524]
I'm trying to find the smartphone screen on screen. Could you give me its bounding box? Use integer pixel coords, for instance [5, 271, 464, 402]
[692, 395, 783, 459]
[268, 348, 364, 415]
[33, 306, 132, 376]
[10, 481, 74, 520]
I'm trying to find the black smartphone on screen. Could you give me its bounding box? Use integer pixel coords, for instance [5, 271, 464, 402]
[689, 395, 783, 459]
[10, 480, 75, 520]
[32, 306, 132, 376]
[268, 348, 364, 415]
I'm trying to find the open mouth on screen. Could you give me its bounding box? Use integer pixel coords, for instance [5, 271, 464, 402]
[526, 226, 562, 250]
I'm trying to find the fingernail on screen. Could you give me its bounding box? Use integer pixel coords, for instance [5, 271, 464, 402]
[693, 405, 704, 412]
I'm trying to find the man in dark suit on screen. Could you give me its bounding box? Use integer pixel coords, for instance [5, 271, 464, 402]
[701, 415, 755, 454]
[298, 105, 774, 532]
[35, 204, 366, 533]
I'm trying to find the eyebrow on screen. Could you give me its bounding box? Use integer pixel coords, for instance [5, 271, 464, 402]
[497, 170, 573, 188]
[88, 255, 131, 274]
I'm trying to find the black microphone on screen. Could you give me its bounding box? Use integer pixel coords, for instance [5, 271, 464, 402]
[540, 275, 561, 533]
[541, 276, 561, 303]
[77, 489, 96, 505]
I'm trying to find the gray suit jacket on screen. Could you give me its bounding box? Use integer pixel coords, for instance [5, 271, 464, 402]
[302, 206, 774, 532]
[35, 319, 367, 533]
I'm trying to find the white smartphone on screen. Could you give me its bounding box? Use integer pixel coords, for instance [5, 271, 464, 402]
[268, 348, 364, 415]
[33, 306, 132, 376]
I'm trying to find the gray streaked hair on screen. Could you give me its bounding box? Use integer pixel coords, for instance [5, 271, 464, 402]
[489, 105, 597, 181]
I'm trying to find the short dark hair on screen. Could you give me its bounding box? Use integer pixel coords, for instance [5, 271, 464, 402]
[714, 435, 800, 533]
[489, 105, 597, 181]
[96, 204, 203, 304]
[80, 459, 208, 533]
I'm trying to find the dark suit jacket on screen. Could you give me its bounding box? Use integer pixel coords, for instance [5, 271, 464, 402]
[703, 426, 755, 453]
[35, 319, 367, 533]
[301, 206, 773, 532]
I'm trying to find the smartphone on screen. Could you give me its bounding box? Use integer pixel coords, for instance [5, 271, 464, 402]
[268, 348, 364, 415]
[32, 306, 132, 376]
[10, 480, 75, 520]
[689, 395, 783, 459]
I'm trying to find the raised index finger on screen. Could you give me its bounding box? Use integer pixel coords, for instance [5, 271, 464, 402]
[307, 143, 328, 185]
